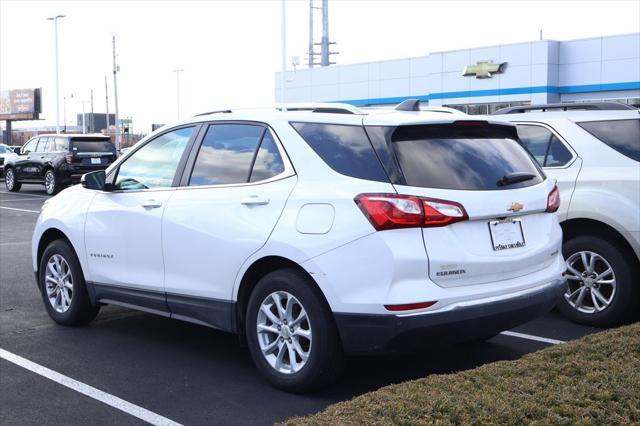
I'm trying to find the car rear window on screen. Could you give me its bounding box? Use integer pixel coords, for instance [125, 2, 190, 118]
[70, 138, 115, 153]
[290, 122, 389, 182]
[388, 124, 544, 190]
[577, 119, 640, 162]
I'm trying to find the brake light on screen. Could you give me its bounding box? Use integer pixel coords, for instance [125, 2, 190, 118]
[546, 185, 560, 213]
[354, 194, 468, 231]
[65, 153, 74, 164]
[453, 120, 488, 126]
[384, 301, 437, 311]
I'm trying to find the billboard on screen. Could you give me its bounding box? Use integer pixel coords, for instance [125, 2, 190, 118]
[0, 88, 41, 121]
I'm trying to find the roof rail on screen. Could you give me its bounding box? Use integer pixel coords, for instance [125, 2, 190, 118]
[492, 102, 636, 115]
[193, 109, 232, 117]
[276, 103, 364, 115]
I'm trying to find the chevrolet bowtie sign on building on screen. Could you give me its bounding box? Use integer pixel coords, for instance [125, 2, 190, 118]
[462, 60, 508, 78]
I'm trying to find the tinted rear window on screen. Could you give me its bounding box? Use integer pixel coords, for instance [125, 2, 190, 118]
[389, 124, 544, 190]
[70, 138, 115, 153]
[290, 122, 389, 182]
[577, 119, 639, 162]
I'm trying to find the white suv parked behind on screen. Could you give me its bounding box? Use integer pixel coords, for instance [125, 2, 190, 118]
[33, 102, 565, 391]
[495, 103, 640, 327]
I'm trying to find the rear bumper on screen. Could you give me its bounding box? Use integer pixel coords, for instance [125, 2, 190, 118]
[334, 278, 566, 354]
[58, 165, 110, 183]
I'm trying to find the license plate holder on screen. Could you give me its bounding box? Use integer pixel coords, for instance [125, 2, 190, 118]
[91, 157, 101, 165]
[488, 219, 525, 251]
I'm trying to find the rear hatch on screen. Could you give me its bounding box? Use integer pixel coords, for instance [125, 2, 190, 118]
[69, 137, 116, 168]
[365, 120, 560, 287]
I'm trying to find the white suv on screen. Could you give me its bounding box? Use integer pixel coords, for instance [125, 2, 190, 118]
[32, 102, 565, 391]
[495, 103, 640, 327]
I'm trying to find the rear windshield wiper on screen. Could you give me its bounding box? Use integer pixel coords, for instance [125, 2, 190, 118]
[497, 172, 537, 186]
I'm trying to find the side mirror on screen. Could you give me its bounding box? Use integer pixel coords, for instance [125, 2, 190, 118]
[81, 170, 114, 191]
[22, 149, 31, 155]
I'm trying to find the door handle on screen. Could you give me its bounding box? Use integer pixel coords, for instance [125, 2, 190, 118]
[241, 195, 270, 206]
[140, 199, 163, 209]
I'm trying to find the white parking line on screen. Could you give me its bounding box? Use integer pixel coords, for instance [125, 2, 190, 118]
[500, 330, 566, 345]
[0, 191, 49, 198]
[0, 198, 47, 202]
[0, 206, 40, 213]
[0, 348, 182, 426]
[0, 241, 31, 246]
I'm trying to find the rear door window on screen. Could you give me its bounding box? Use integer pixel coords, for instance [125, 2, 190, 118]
[577, 119, 640, 162]
[249, 131, 286, 182]
[517, 124, 573, 167]
[189, 124, 265, 186]
[291, 122, 389, 182]
[387, 124, 544, 190]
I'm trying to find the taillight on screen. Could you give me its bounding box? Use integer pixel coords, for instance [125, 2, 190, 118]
[354, 193, 468, 231]
[65, 153, 74, 164]
[423, 198, 468, 227]
[546, 185, 560, 213]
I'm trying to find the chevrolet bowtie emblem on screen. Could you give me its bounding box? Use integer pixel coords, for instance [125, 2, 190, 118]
[462, 60, 507, 79]
[508, 202, 524, 212]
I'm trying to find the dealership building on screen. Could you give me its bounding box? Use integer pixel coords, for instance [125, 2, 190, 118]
[275, 33, 640, 113]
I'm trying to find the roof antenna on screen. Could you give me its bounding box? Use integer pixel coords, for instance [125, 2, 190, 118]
[395, 99, 420, 111]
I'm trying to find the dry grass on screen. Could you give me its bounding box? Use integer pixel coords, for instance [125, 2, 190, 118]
[283, 323, 640, 425]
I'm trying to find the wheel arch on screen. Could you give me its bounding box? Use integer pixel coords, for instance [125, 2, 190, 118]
[561, 218, 639, 269]
[235, 255, 332, 335]
[37, 228, 73, 273]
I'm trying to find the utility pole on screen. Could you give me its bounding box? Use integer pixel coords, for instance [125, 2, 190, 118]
[47, 14, 65, 134]
[112, 35, 121, 150]
[90, 89, 94, 133]
[280, 0, 287, 106]
[105, 76, 110, 131]
[308, 0, 314, 68]
[320, 0, 329, 66]
[172, 69, 183, 119]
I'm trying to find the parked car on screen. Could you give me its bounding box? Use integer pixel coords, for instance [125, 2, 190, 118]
[494, 103, 640, 327]
[32, 102, 565, 391]
[4, 134, 117, 195]
[0, 143, 19, 177]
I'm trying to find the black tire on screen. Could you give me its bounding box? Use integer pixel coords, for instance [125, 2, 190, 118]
[39, 239, 100, 326]
[558, 234, 639, 327]
[245, 268, 344, 392]
[4, 168, 21, 192]
[44, 169, 61, 195]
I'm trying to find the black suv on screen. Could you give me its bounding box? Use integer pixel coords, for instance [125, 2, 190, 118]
[4, 134, 117, 195]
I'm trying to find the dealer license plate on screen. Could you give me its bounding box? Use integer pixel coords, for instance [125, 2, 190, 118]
[488, 219, 525, 251]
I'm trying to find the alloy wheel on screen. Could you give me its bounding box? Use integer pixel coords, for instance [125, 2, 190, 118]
[45, 171, 56, 194]
[564, 251, 616, 314]
[44, 254, 74, 313]
[5, 169, 14, 189]
[256, 291, 312, 374]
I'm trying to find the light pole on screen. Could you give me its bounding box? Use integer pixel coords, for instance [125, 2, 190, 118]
[172, 69, 183, 120]
[280, 0, 287, 108]
[47, 14, 65, 134]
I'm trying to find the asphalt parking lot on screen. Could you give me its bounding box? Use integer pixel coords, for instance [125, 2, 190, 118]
[0, 184, 604, 426]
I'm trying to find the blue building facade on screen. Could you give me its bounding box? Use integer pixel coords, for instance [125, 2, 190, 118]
[276, 33, 640, 113]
